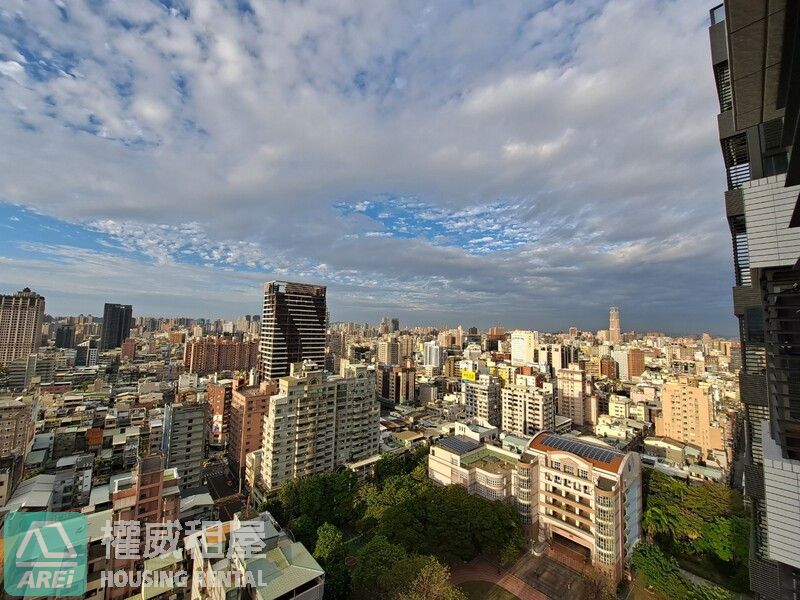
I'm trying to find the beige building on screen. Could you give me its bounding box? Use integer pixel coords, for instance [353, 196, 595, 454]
[557, 364, 588, 426]
[501, 383, 555, 436]
[0, 288, 44, 367]
[377, 339, 400, 365]
[0, 398, 33, 457]
[428, 432, 642, 585]
[655, 376, 730, 468]
[255, 361, 379, 493]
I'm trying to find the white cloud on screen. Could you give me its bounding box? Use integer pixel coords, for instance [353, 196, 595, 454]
[0, 0, 736, 332]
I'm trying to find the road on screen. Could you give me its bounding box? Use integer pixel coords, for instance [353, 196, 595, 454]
[204, 464, 244, 522]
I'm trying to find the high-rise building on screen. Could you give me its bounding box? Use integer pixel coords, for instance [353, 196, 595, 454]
[107, 454, 181, 600]
[100, 303, 132, 350]
[259, 281, 326, 380]
[709, 3, 800, 596]
[75, 338, 99, 367]
[377, 339, 400, 365]
[162, 401, 207, 489]
[608, 307, 621, 344]
[627, 348, 646, 379]
[501, 382, 555, 436]
[557, 364, 587, 426]
[423, 340, 443, 368]
[207, 379, 234, 450]
[463, 374, 501, 426]
[183, 337, 259, 374]
[376, 363, 416, 404]
[255, 361, 379, 493]
[655, 376, 730, 469]
[228, 380, 277, 481]
[600, 355, 618, 379]
[510, 330, 538, 366]
[0, 288, 44, 366]
[54, 324, 75, 349]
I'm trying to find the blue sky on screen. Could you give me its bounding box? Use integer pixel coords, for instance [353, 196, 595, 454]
[0, 0, 734, 334]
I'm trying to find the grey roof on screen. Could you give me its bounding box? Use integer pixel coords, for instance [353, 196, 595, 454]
[89, 483, 110, 507]
[250, 540, 324, 600]
[538, 433, 624, 465]
[1, 474, 56, 513]
[180, 492, 214, 513]
[437, 435, 481, 455]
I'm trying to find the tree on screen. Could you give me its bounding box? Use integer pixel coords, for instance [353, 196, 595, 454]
[350, 535, 408, 599]
[314, 523, 345, 565]
[280, 471, 360, 533]
[395, 560, 467, 600]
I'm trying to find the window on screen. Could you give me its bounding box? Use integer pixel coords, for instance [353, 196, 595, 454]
[745, 307, 765, 344]
[551, 461, 561, 471]
[721, 134, 750, 190]
[579, 469, 589, 480]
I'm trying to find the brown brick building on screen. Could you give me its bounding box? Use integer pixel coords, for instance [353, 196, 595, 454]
[183, 337, 259, 374]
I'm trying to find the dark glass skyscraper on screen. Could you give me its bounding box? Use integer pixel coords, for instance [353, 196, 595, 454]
[709, 3, 800, 598]
[258, 281, 327, 380]
[100, 303, 132, 350]
[54, 324, 75, 349]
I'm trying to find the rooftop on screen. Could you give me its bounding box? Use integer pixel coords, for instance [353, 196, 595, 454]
[436, 435, 482, 455]
[530, 432, 626, 472]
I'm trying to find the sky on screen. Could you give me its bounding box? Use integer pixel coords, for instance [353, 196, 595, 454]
[0, 0, 734, 335]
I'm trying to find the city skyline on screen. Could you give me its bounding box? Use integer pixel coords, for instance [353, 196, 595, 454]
[11, 286, 734, 338]
[0, 1, 735, 334]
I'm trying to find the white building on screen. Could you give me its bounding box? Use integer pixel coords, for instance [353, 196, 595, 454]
[428, 432, 642, 585]
[257, 361, 380, 493]
[423, 340, 444, 368]
[501, 382, 555, 436]
[511, 330, 538, 366]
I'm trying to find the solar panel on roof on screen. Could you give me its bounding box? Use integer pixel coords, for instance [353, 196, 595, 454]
[437, 435, 481, 455]
[538, 433, 622, 464]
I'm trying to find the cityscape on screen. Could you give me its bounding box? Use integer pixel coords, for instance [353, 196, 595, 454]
[0, 2, 798, 600]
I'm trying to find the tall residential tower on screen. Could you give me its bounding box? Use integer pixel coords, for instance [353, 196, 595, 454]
[258, 281, 327, 380]
[0, 288, 44, 366]
[100, 303, 132, 350]
[709, 3, 800, 597]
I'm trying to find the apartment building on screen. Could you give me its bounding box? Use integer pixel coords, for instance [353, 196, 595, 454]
[163, 401, 207, 489]
[0, 397, 33, 457]
[207, 379, 233, 450]
[107, 454, 182, 600]
[256, 361, 379, 492]
[228, 380, 277, 481]
[708, 2, 800, 596]
[654, 376, 730, 469]
[557, 364, 588, 426]
[501, 381, 555, 436]
[463, 374, 501, 427]
[0, 288, 44, 367]
[510, 330, 538, 366]
[183, 337, 259, 375]
[428, 432, 642, 585]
